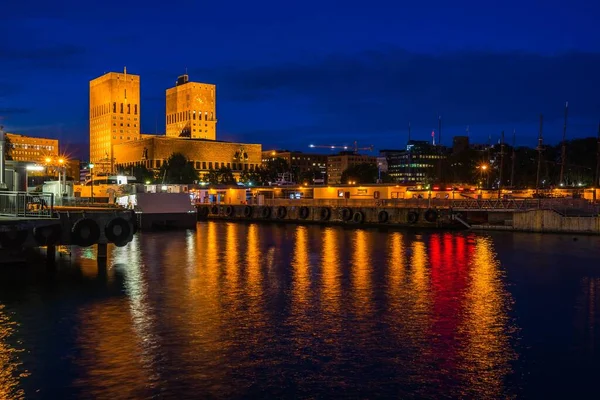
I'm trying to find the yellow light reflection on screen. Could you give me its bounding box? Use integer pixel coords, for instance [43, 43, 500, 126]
[246, 224, 262, 302]
[225, 223, 240, 297]
[0, 305, 28, 400]
[351, 229, 373, 316]
[459, 236, 514, 398]
[321, 227, 341, 314]
[410, 239, 431, 315]
[387, 232, 405, 292]
[291, 226, 310, 309]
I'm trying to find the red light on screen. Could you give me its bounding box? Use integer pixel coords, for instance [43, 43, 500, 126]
[445, 187, 452, 191]
[458, 187, 464, 191]
[433, 186, 440, 190]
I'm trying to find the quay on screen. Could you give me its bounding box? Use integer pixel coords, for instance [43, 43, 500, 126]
[0, 191, 138, 265]
[195, 197, 600, 235]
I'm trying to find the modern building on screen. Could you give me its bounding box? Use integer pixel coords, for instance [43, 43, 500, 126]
[5, 133, 59, 163]
[453, 136, 470, 155]
[89, 68, 141, 165]
[327, 151, 377, 184]
[381, 140, 447, 183]
[262, 150, 328, 183]
[113, 136, 261, 179]
[166, 74, 216, 140]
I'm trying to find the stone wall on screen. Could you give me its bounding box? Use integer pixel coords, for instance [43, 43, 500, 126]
[513, 209, 600, 233]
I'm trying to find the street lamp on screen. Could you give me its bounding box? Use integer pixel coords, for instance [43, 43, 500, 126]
[89, 163, 95, 203]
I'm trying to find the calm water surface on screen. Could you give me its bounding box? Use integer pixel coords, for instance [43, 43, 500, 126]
[1, 222, 600, 399]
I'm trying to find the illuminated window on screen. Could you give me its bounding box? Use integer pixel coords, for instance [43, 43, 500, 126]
[198, 111, 202, 120]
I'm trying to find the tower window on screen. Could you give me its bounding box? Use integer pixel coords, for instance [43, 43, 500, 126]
[113, 102, 116, 113]
[120, 103, 123, 113]
[127, 104, 131, 114]
[134, 105, 138, 115]
[193, 111, 196, 120]
[198, 111, 202, 121]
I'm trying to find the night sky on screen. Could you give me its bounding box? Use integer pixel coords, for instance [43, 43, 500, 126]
[1, 0, 599, 159]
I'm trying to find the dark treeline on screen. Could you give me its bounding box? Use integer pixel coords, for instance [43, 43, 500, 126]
[439, 136, 600, 188]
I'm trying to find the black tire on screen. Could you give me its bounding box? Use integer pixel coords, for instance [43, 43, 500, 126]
[319, 207, 331, 221]
[71, 218, 101, 247]
[276, 206, 287, 219]
[243, 206, 253, 218]
[0, 229, 29, 249]
[225, 205, 234, 217]
[261, 207, 272, 219]
[198, 206, 210, 218]
[105, 217, 132, 246]
[33, 224, 63, 246]
[299, 206, 310, 220]
[210, 205, 219, 215]
[341, 208, 353, 221]
[378, 210, 389, 223]
[424, 209, 438, 223]
[407, 211, 419, 224]
[352, 211, 365, 224]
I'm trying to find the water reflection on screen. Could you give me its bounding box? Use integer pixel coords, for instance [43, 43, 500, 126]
[0, 305, 27, 400]
[5, 222, 593, 398]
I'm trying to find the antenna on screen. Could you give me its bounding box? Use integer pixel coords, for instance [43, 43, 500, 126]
[408, 122, 411, 142]
[466, 125, 470, 137]
[510, 129, 516, 188]
[559, 101, 568, 186]
[536, 114, 544, 193]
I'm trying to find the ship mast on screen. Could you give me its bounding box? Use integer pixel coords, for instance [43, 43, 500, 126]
[510, 129, 516, 188]
[559, 101, 568, 185]
[535, 114, 544, 194]
[498, 131, 505, 198]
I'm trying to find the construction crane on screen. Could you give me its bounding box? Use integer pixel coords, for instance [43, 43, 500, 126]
[308, 140, 374, 154]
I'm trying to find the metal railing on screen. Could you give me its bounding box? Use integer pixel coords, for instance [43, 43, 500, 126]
[0, 191, 55, 218]
[256, 197, 600, 214]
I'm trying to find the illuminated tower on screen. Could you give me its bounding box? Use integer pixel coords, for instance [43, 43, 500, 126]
[165, 74, 216, 140]
[89, 68, 141, 166]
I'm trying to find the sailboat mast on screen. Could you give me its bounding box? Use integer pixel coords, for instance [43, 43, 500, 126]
[498, 131, 505, 198]
[595, 121, 600, 188]
[536, 114, 544, 193]
[510, 129, 516, 187]
[407, 122, 412, 183]
[559, 101, 568, 185]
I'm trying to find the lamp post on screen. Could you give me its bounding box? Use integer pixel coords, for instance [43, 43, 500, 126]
[89, 163, 95, 203]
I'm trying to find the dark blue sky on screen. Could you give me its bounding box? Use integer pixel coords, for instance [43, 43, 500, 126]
[1, 0, 599, 159]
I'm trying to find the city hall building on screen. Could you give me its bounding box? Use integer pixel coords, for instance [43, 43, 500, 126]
[89, 70, 261, 178]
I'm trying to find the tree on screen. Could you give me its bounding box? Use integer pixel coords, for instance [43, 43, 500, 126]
[118, 164, 155, 184]
[3, 133, 12, 160]
[203, 167, 237, 185]
[159, 153, 199, 184]
[238, 168, 265, 185]
[341, 163, 382, 184]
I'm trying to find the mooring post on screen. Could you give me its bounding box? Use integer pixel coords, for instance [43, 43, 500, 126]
[97, 243, 107, 266]
[46, 245, 56, 267]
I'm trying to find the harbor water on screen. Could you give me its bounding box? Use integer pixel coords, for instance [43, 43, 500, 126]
[1, 222, 600, 399]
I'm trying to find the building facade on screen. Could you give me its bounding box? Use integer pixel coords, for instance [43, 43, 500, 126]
[6, 133, 59, 163]
[113, 136, 261, 178]
[262, 150, 328, 183]
[89, 68, 141, 165]
[381, 140, 447, 183]
[166, 75, 216, 140]
[327, 152, 377, 184]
